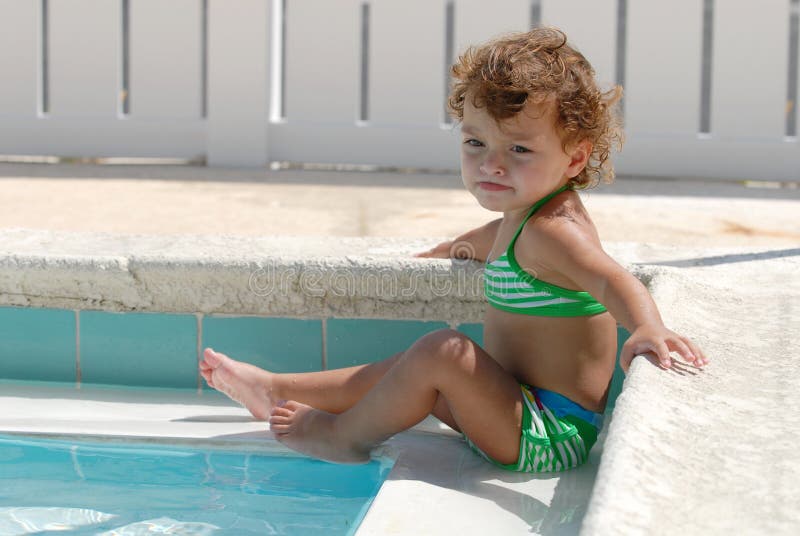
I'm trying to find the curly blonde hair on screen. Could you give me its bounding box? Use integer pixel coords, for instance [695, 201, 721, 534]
[448, 27, 624, 189]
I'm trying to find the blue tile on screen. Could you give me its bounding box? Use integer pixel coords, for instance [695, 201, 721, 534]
[0, 307, 76, 382]
[326, 319, 449, 369]
[203, 316, 322, 374]
[80, 311, 197, 388]
[456, 323, 484, 347]
[605, 326, 629, 414]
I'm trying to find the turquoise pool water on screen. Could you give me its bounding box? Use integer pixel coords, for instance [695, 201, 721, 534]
[0, 435, 393, 535]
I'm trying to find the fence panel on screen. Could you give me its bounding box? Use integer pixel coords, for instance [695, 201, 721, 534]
[625, 0, 703, 137]
[284, 0, 361, 123]
[713, 0, 788, 139]
[620, 0, 799, 181]
[453, 0, 530, 64]
[369, 0, 447, 126]
[206, 0, 270, 166]
[0, 0, 796, 180]
[49, 0, 120, 118]
[0, 0, 38, 116]
[540, 0, 617, 87]
[130, 0, 203, 119]
[797, 0, 800, 137]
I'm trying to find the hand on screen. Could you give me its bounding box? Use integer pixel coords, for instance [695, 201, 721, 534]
[415, 239, 479, 260]
[414, 240, 454, 258]
[620, 324, 708, 373]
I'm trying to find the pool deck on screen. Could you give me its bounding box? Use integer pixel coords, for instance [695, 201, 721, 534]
[0, 381, 599, 535]
[1, 162, 800, 535]
[0, 161, 799, 249]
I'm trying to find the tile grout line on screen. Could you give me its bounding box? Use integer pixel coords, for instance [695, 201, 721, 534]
[196, 313, 204, 395]
[321, 317, 328, 370]
[75, 310, 81, 389]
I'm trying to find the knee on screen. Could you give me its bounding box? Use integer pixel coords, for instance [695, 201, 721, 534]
[405, 329, 476, 370]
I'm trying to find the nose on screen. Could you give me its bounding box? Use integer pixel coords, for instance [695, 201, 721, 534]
[479, 151, 505, 177]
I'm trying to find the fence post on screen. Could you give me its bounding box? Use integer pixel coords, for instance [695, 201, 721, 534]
[207, 0, 271, 167]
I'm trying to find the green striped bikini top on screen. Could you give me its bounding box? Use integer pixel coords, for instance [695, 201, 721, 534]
[483, 185, 607, 317]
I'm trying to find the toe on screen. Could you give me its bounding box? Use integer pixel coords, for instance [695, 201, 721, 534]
[200, 370, 214, 387]
[270, 421, 292, 434]
[202, 348, 221, 366]
[270, 407, 293, 419]
[269, 418, 291, 430]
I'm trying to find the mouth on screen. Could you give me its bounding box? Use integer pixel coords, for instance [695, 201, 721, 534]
[477, 181, 512, 192]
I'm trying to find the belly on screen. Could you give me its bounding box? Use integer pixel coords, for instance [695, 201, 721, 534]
[482, 308, 618, 412]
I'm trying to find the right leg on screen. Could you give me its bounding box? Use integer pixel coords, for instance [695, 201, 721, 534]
[269, 329, 523, 464]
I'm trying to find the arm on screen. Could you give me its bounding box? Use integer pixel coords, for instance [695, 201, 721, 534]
[532, 221, 708, 372]
[415, 218, 501, 262]
[590, 262, 707, 372]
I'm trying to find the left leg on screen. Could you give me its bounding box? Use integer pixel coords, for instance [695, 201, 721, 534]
[269, 329, 524, 464]
[199, 348, 403, 419]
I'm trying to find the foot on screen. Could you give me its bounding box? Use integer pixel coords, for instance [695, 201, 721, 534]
[199, 348, 276, 420]
[269, 400, 371, 464]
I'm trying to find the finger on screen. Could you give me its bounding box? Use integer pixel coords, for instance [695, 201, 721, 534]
[653, 342, 672, 369]
[619, 346, 634, 374]
[625, 337, 669, 369]
[415, 245, 450, 258]
[686, 339, 709, 366]
[668, 338, 696, 364]
[621, 338, 651, 373]
[672, 337, 707, 367]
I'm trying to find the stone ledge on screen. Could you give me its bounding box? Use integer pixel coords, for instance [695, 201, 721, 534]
[582, 255, 800, 535]
[0, 229, 487, 322]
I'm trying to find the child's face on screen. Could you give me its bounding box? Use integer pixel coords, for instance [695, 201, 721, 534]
[459, 97, 588, 214]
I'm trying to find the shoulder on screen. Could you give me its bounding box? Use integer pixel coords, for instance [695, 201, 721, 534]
[524, 190, 599, 246]
[515, 190, 605, 274]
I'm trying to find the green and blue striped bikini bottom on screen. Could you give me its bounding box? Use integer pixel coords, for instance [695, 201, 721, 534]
[465, 385, 603, 473]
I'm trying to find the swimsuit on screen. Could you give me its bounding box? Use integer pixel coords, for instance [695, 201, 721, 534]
[483, 184, 607, 317]
[468, 185, 606, 473]
[466, 385, 603, 472]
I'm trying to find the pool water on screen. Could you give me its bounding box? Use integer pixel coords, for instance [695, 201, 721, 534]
[0, 435, 393, 535]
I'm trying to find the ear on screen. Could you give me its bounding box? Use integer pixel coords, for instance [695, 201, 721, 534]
[565, 140, 592, 179]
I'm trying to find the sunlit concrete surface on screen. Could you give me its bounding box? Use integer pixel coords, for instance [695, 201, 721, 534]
[584, 251, 800, 535]
[1, 163, 799, 248]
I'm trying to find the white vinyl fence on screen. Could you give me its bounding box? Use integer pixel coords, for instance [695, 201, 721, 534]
[0, 0, 798, 181]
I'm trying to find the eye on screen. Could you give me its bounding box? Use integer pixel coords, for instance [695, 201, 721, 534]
[464, 138, 484, 147]
[511, 145, 531, 153]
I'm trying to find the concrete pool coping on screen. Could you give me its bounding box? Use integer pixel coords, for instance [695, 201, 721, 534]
[1, 229, 799, 534]
[583, 250, 800, 535]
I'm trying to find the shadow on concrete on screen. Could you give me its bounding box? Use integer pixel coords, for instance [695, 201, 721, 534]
[642, 247, 800, 268]
[172, 415, 256, 423]
[1, 162, 799, 199]
[0, 162, 465, 189]
[595, 175, 800, 200]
